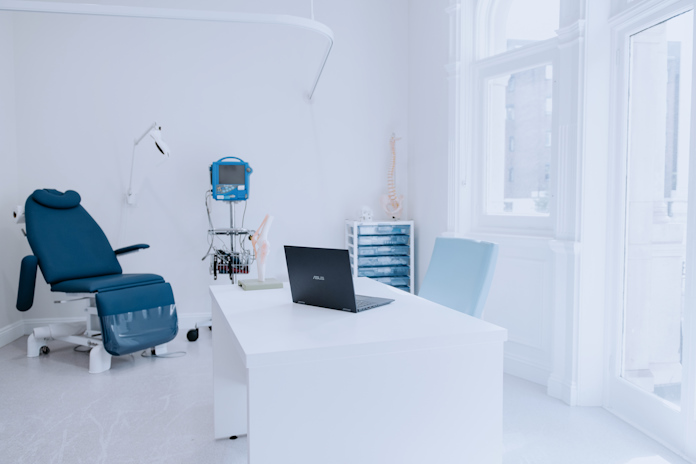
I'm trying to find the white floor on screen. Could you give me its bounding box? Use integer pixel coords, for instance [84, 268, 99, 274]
[0, 329, 691, 464]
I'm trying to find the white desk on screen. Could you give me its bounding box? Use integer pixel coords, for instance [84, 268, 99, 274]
[211, 277, 507, 464]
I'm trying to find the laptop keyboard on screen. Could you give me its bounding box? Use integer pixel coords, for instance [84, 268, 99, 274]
[355, 295, 386, 312]
[356, 300, 375, 311]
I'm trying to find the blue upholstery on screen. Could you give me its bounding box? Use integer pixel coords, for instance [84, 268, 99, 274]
[114, 244, 150, 255]
[17, 188, 178, 357]
[31, 189, 81, 209]
[97, 283, 177, 356]
[96, 282, 175, 316]
[51, 273, 164, 293]
[418, 237, 499, 318]
[17, 256, 38, 312]
[25, 189, 122, 284]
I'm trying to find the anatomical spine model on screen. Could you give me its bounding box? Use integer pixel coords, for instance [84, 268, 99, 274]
[251, 214, 273, 282]
[381, 133, 404, 220]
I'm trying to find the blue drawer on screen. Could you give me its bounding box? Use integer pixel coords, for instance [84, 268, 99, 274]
[357, 245, 410, 256]
[358, 224, 410, 235]
[358, 266, 410, 277]
[357, 235, 409, 246]
[358, 256, 410, 267]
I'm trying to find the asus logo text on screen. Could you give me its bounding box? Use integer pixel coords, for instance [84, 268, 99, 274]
[313, 276, 325, 281]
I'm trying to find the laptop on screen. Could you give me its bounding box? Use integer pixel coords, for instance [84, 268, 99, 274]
[284, 246, 394, 313]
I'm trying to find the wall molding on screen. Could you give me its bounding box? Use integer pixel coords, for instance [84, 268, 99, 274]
[547, 373, 578, 405]
[608, 0, 691, 30]
[557, 19, 586, 50]
[0, 320, 24, 349]
[0, 0, 335, 100]
[473, 37, 558, 70]
[504, 352, 551, 386]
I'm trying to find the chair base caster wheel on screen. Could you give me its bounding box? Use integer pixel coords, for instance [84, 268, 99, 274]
[187, 329, 199, 342]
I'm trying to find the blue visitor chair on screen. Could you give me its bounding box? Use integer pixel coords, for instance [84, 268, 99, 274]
[16, 189, 178, 373]
[418, 237, 499, 318]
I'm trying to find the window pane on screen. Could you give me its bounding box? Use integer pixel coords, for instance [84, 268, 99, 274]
[489, 0, 560, 55]
[485, 64, 553, 216]
[622, 10, 693, 408]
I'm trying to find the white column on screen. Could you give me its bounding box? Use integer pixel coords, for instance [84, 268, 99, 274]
[547, 16, 587, 405]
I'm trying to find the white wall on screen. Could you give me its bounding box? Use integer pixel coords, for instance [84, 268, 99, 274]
[3, 0, 409, 328]
[407, 0, 450, 290]
[0, 12, 24, 344]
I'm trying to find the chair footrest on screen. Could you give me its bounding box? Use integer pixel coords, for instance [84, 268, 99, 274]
[96, 283, 178, 356]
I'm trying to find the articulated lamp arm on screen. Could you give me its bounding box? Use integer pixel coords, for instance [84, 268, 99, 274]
[126, 122, 170, 205]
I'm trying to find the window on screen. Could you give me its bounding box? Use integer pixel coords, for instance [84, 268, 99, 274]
[483, 64, 554, 217]
[485, 0, 560, 57]
[468, 0, 559, 230]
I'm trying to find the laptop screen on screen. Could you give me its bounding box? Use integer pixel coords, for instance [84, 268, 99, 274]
[284, 246, 358, 311]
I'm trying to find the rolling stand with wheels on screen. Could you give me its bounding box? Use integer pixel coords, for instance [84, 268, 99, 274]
[191, 196, 254, 342]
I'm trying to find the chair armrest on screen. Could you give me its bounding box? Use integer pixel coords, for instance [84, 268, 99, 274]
[17, 255, 38, 311]
[114, 244, 150, 256]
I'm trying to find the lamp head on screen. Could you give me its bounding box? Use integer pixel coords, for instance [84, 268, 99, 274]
[149, 126, 170, 157]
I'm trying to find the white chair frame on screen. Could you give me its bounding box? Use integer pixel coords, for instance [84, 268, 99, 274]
[27, 295, 169, 373]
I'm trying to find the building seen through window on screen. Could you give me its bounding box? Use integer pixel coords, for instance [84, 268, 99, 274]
[487, 64, 553, 215]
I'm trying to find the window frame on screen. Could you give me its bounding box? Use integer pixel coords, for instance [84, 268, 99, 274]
[469, 39, 559, 234]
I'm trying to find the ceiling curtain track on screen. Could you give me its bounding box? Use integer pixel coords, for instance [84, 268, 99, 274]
[0, 0, 334, 100]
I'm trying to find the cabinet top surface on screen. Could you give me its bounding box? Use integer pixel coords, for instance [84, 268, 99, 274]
[345, 220, 414, 225]
[210, 278, 506, 367]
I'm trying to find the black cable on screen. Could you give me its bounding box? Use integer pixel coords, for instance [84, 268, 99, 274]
[141, 349, 187, 358]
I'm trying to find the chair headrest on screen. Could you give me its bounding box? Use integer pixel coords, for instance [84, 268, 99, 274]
[30, 189, 81, 209]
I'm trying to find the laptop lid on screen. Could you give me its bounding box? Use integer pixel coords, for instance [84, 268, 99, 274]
[284, 246, 358, 312]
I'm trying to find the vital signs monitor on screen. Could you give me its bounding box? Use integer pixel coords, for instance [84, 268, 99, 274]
[210, 157, 253, 201]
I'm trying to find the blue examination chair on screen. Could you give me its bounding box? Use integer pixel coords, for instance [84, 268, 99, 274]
[16, 189, 178, 373]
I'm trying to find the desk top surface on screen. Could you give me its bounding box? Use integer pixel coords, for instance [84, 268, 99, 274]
[210, 277, 507, 368]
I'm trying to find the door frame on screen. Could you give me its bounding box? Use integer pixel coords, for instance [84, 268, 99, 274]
[604, 0, 696, 457]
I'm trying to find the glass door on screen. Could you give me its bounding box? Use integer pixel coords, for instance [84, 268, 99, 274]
[622, 10, 692, 409]
[607, 9, 696, 457]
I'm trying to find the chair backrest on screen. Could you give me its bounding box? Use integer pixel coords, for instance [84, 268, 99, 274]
[418, 237, 499, 318]
[24, 189, 122, 285]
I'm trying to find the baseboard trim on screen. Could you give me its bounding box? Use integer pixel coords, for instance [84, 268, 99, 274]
[547, 374, 578, 406]
[504, 353, 551, 386]
[0, 320, 25, 348]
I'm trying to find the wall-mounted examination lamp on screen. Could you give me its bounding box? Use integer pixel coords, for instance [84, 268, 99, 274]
[127, 122, 170, 205]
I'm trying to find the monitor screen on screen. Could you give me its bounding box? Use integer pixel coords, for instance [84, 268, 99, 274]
[219, 164, 245, 185]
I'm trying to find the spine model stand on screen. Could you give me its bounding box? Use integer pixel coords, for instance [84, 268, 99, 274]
[381, 133, 404, 220]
